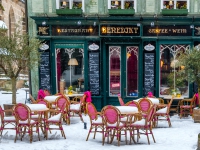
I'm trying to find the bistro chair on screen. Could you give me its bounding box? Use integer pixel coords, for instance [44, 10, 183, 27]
[125, 101, 139, 108]
[118, 95, 125, 106]
[50, 95, 70, 124]
[86, 102, 104, 144]
[69, 94, 86, 123]
[45, 101, 66, 139]
[179, 94, 197, 118]
[101, 105, 127, 146]
[138, 98, 153, 118]
[0, 105, 16, 137]
[129, 104, 157, 145]
[13, 103, 40, 143]
[153, 97, 173, 127]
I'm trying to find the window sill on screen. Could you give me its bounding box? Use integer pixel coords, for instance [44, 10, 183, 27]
[161, 9, 188, 16]
[108, 9, 135, 16]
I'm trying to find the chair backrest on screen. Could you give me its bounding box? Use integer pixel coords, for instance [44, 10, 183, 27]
[146, 104, 157, 123]
[118, 96, 125, 106]
[36, 99, 50, 108]
[125, 101, 139, 108]
[102, 105, 121, 126]
[44, 89, 51, 96]
[86, 102, 98, 120]
[14, 103, 31, 122]
[192, 94, 197, 106]
[55, 95, 69, 111]
[167, 97, 174, 114]
[0, 105, 4, 122]
[138, 98, 153, 113]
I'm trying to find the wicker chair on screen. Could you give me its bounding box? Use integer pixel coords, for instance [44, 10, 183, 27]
[86, 102, 104, 144]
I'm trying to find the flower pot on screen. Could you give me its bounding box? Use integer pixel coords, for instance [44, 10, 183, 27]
[161, 9, 188, 16]
[193, 107, 200, 123]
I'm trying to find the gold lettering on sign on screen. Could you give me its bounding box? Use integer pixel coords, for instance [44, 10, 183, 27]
[56, 28, 93, 33]
[148, 28, 188, 34]
[38, 27, 49, 35]
[101, 27, 139, 34]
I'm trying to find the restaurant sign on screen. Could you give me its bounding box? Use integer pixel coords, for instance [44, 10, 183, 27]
[100, 25, 140, 36]
[52, 25, 98, 36]
[143, 25, 192, 36]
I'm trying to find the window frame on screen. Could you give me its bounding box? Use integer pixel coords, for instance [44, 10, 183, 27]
[56, 0, 85, 12]
[161, 0, 189, 11]
[108, 0, 137, 12]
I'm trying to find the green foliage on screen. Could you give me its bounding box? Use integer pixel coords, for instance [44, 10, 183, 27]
[0, 26, 42, 104]
[0, 3, 4, 11]
[177, 48, 200, 84]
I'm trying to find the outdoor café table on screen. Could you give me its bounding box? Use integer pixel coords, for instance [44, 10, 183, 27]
[65, 93, 84, 97]
[133, 97, 160, 104]
[115, 106, 141, 123]
[26, 104, 49, 136]
[44, 95, 60, 103]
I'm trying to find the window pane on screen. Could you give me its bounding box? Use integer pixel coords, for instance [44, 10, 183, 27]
[126, 46, 138, 97]
[57, 48, 84, 92]
[160, 45, 189, 97]
[124, 1, 134, 9]
[176, 1, 187, 9]
[109, 46, 121, 96]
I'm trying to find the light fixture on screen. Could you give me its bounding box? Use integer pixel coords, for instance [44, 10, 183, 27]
[68, 58, 78, 86]
[137, 23, 140, 27]
[42, 21, 46, 26]
[93, 21, 96, 26]
[77, 20, 81, 25]
[190, 25, 194, 29]
[151, 22, 154, 27]
[169, 1, 173, 6]
[160, 60, 164, 68]
[115, 0, 119, 6]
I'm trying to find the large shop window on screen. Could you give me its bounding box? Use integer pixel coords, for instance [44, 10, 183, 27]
[56, 0, 85, 12]
[56, 48, 84, 92]
[160, 44, 189, 98]
[161, 0, 189, 10]
[108, 0, 137, 10]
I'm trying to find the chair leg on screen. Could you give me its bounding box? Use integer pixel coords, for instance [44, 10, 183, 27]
[150, 129, 156, 143]
[167, 116, 172, 127]
[146, 129, 150, 145]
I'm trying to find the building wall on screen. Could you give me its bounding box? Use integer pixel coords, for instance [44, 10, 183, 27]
[0, 0, 25, 35]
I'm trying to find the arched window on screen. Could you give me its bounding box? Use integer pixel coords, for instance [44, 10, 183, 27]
[9, 7, 15, 37]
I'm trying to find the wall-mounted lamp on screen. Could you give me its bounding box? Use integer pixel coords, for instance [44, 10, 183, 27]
[190, 25, 194, 29]
[77, 20, 81, 25]
[42, 21, 46, 26]
[93, 21, 96, 26]
[137, 23, 140, 27]
[151, 22, 154, 27]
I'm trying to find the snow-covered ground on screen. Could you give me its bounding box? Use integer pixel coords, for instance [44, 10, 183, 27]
[0, 89, 199, 150]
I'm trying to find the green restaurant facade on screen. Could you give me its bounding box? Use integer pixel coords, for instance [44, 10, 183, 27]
[28, 0, 200, 110]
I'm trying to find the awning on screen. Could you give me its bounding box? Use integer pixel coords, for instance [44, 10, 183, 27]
[0, 20, 7, 29]
[55, 44, 84, 49]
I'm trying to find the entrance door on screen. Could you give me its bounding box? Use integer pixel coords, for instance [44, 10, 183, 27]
[107, 45, 139, 104]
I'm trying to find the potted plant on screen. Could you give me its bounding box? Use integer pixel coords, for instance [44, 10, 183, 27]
[177, 47, 200, 122]
[0, 26, 41, 105]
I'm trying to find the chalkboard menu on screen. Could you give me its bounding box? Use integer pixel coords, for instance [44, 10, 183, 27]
[39, 52, 51, 91]
[144, 53, 155, 96]
[89, 52, 100, 95]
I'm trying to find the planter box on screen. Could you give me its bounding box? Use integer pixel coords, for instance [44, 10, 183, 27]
[161, 9, 188, 16]
[193, 108, 200, 123]
[56, 9, 82, 15]
[108, 9, 135, 15]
